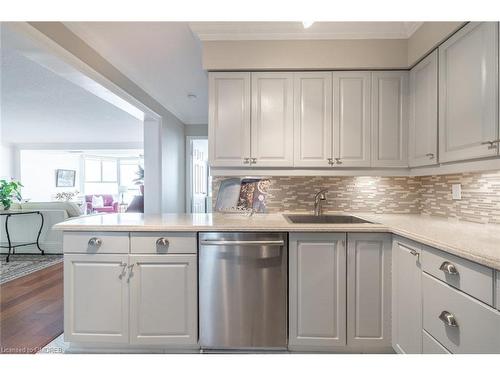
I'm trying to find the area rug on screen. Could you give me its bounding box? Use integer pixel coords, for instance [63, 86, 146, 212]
[0, 254, 63, 284]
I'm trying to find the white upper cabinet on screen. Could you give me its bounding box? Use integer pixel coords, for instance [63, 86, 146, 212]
[438, 22, 499, 163]
[371, 71, 409, 168]
[293, 72, 333, 167]
[251, 72, 294, 167]
[208, 72, 251, 167]
[409, 50, 438, 167]
[333, 72, 372, 167]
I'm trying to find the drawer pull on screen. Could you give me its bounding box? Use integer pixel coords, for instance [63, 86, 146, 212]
[438, 311, 458, 327]
[439, 261, 458, 275]
[88, 237, 102, 248]
[156, 237, 170, 248]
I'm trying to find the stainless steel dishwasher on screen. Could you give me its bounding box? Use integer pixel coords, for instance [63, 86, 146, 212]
[199, 232, 287, 350]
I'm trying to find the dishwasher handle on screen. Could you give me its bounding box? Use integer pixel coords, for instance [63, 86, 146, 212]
[200, 239, 285, 246]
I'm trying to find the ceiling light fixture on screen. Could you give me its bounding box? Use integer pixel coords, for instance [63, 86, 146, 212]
[187, 93, 197, 100]
[302, 21, 314, 29]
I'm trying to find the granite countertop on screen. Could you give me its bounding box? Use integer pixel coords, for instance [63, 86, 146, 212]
[54, 212, 500, 270]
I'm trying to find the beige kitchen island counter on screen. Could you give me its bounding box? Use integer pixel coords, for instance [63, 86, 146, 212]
[54, 212, 500, 270]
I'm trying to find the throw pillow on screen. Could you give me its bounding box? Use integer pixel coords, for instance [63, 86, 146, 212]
[92, 195, 104, 208]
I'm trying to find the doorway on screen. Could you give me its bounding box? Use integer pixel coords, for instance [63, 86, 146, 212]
[186, 137, 211, 213]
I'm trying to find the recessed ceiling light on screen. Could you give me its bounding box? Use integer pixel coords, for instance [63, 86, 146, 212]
[187, 93, 197, 100]
[302, 21, 314, 29]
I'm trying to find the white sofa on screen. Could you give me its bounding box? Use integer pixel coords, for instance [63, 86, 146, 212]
[0, 202, 82, 254]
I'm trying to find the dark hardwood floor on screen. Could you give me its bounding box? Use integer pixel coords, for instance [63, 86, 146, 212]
[0, 262, 63, 354]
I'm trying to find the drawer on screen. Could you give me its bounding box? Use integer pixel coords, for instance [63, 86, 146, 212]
[63, 232, 129, 254]
[422, 330, 450, 354]
[423, 273, 500, 353]
[421, 246, 493, 305]
[130, 232, 197, 254]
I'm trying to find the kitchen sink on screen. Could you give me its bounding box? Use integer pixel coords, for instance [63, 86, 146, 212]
[284, 214, 374, 224]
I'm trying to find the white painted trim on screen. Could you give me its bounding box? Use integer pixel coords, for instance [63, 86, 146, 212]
[211, 157, 500, 177]
[185, 135, 208, 213]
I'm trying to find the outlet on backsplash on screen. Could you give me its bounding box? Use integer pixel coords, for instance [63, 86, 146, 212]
[452, 184, 462, 200]
[212, 170, 500, 224]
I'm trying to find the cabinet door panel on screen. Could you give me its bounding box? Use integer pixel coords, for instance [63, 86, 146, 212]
[129, 255, 198, 346]
[371, 71, 409, 167]
[209, 72, 251, 167]
[439, 22, 499, 162]
[333, 72, 371, 167]
[347, 233, 392, 349]
[251, 72, 294, 167]
[409, 50, 438, 167]
[392, 238, 422, 354]
[293, 72, 333, 167]
[64, 254, 129, 343]
[289, 233, 347, 350]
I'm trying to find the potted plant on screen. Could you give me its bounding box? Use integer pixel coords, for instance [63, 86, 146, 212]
[133, 165, 144, 195]
[0, 179, 23, 210]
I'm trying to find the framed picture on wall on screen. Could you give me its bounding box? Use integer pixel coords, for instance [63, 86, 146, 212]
[56, 169, 76, 187]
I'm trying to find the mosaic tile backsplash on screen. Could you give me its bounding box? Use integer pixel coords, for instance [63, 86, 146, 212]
[212, 170, 500, 224]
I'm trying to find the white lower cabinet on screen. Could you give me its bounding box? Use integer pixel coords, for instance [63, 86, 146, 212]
[64, 247, 198, 348]
[347, 233, 392, 350]
[422, 330, 450, 354]
[423, 272, 500, 353]
[129, 255, 197, 346]
[289, 232, 391, 352]
[288, 233, 347, 350]
[64, 254, 130, 343]
[391, 238, 422, 354]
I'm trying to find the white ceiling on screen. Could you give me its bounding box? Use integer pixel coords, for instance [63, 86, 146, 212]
[64, 22, 208, 125]
[189, 22, 423, 41]
[1, 26, 143, 145]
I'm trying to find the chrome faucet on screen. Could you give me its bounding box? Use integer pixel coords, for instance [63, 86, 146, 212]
[313, 189, 328, 216]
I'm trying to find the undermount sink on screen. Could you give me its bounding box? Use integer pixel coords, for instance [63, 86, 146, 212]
[284, 214, 374, 224]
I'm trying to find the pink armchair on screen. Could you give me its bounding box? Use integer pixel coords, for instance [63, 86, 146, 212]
[85, 195, 118, 213]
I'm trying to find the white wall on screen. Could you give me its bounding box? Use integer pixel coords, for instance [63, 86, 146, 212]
[20, 150, 81, 201]
[185, 123, 208, 137]
[162, 114, 186, 213]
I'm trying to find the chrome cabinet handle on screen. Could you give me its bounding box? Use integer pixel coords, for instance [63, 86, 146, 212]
[334, 158, 342, 165]
[250, 158, 257, 164]
[481, 140, 500, 150]
[439, 261, 458, 275]
[243, 158, 250, 164]
[439, 311, 458, 327]
[119, 262, 127, 279]
[425, 153, 435, 159]
[156, 237, 169, 249]
[88, 237, 102, 248]
[327, 158, 333, 165]
[409, 249, 420, 260]
[127, 264, 135, 282]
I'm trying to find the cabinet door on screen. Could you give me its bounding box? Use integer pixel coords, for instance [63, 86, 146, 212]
[64, 254, 129, 343]
[129, 255, 198, 346]
[371, 71, 409, 167]
[347, 233, 392, 349]
[409, 50, 438, 167]
[289, 233, 347, 350]
[251, 72, 294, 167]
[439, 22, 499, 163]
[392, 238, 422, 354]
[293, 72, 333, 167]
[208, 72, 251, 167]
[333, 72, 371, 167]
